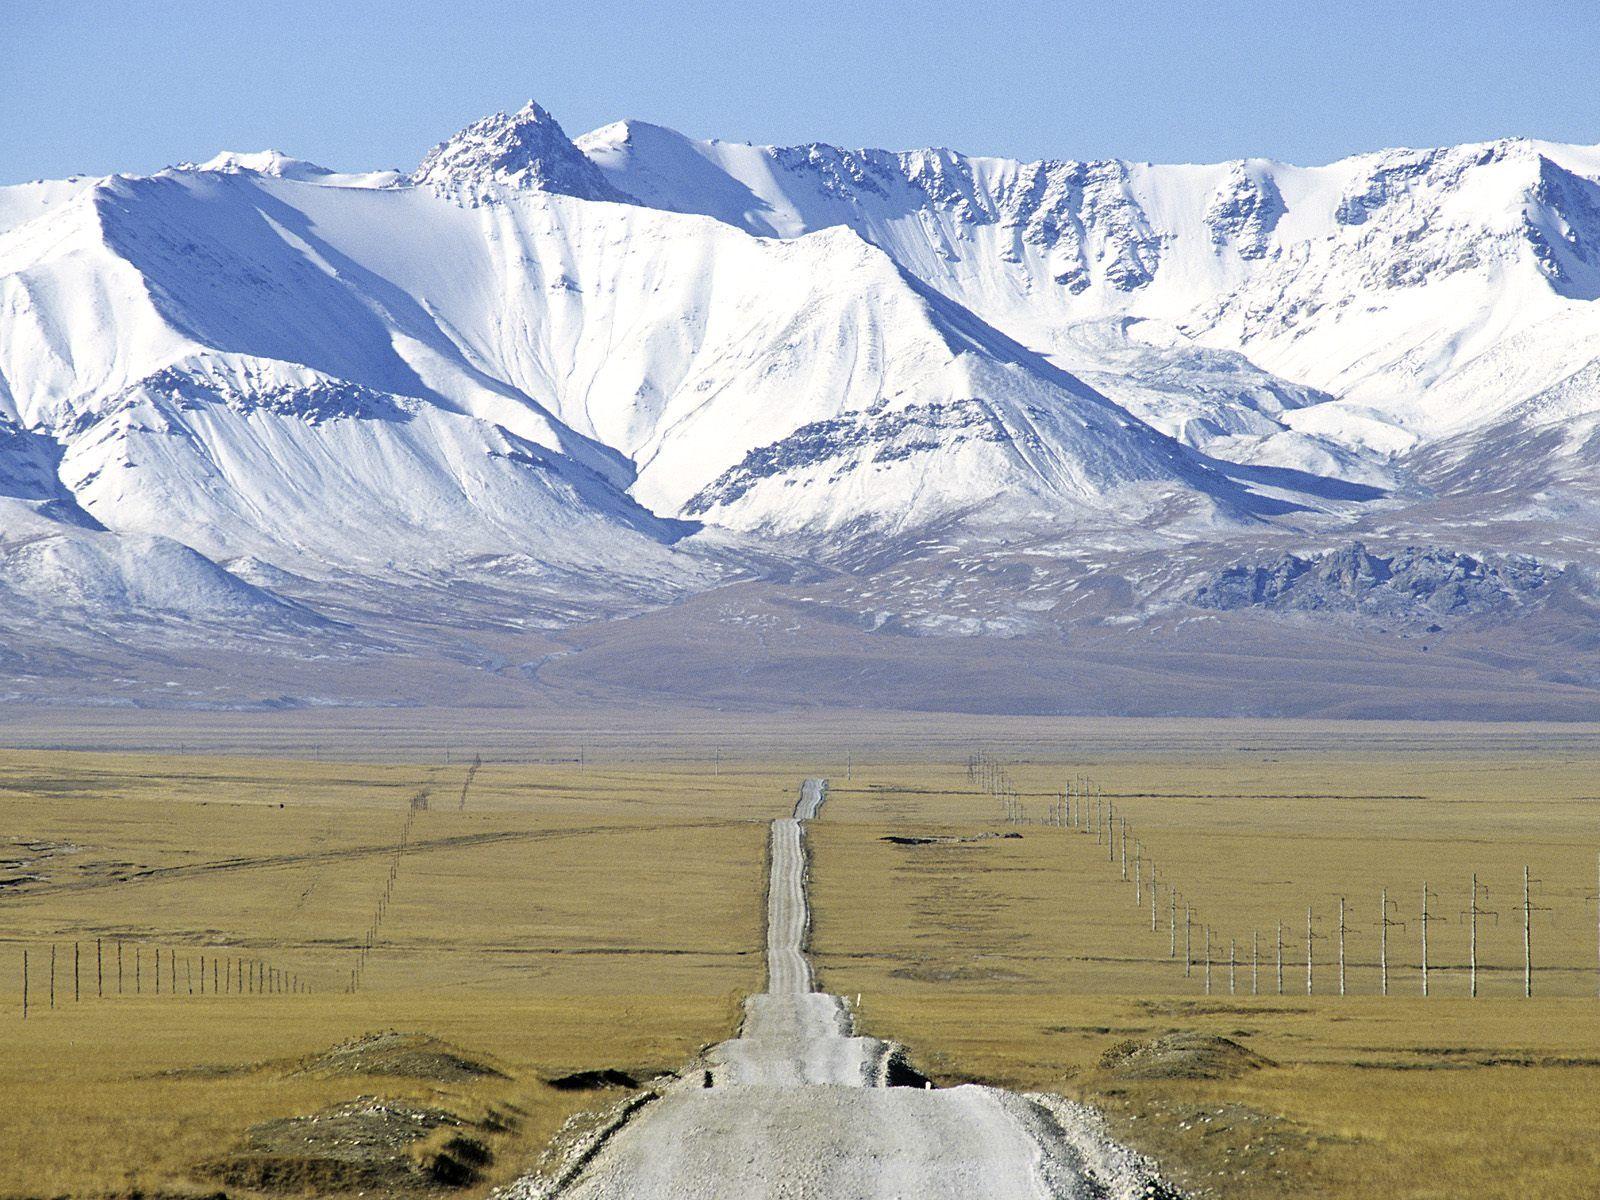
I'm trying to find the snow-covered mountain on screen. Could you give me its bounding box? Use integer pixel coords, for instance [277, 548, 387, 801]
[3, 99, 1600, 714]
[581, 121, 1600, 469]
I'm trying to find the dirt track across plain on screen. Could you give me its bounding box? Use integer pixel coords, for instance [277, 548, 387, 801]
[532, 779, 1174, 1199]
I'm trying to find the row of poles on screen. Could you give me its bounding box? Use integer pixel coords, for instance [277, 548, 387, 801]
[968, 753, 1598, 998]
[20, 771, 455, 1014]
[347, 790, 425, 993]
[19, 939, 308, 1018]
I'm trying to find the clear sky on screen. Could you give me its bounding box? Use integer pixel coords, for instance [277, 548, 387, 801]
[6, 0, 1599, 184]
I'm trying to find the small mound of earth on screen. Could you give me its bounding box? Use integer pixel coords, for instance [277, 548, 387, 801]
[295, 1030, 507, 1082]
[196, 1096, 492, 1192]
[1100, 1032, 1274, 1081]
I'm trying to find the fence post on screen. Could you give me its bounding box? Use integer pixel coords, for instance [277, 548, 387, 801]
[1185, 905, 1193, 976]
[1276, 921, 1284, 995]
[49, 944, 56, 1009]
[21, 949, 27, 1020]
[97, 938, 103, 999]
[1252, 930, 1259, 995]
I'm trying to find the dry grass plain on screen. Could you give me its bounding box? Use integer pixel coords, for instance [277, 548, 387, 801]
[0, 751, 790, 1199]
[808, 747, 1600, 1200]
[4, 725, 1600, 1199]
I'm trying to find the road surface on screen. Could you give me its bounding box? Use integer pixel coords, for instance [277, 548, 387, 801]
[520, 779, 1175, 1199]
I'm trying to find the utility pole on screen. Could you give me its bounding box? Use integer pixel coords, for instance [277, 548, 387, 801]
[1120, 817, 1128, 879]
[1204, 926, 1212, 995]
[1378, 887, 1407, 998]
[1276, 920, 1284, 995]
[1421, 883, 1445, 997]
[1462, 874, 1497, 999]
[1338, 897, 1348, 997]
[1522, 866, 1549, 998]
[1252, 929, 1259, 995]
[1170, 890, 1178, 958]
[1185, 904, 1193, 977]
[1230, 938, 1237, 995]
[1306, 906, 1315, 996]
[1151, 868, 1159, 932]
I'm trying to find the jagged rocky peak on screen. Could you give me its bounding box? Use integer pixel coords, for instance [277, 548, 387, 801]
[413, 100, 628, 201]
[1204, 161, 1285, 259]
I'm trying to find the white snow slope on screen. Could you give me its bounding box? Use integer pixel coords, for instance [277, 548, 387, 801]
[582, 120, 1600, 469]
[2, 97, 1598, 659]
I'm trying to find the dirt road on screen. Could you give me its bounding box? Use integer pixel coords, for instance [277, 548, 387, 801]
[523, 779, 1175, 1199]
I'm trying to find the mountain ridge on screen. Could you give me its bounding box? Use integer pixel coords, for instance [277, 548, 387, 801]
[3, 99, 1600, 715]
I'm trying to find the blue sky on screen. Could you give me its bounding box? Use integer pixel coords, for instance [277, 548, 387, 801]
[6, 0, 1598, 183]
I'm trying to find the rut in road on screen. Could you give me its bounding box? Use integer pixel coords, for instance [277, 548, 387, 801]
[516, 778, 1179, 1200]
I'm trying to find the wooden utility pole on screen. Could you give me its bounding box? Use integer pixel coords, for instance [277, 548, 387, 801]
[1120, 818, 1128, 880]
[1169, 890, 1178, 957]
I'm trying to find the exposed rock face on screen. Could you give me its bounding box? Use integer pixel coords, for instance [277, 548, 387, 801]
[1189, 543, 1562, 621]
[414, 101, 629, 202]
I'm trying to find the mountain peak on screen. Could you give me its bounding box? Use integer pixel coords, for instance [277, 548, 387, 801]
[413, 100, 629, 202]
[188, 150, 334, 180]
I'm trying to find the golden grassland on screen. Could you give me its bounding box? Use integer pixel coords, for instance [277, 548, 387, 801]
[0, 751, 788, 1199]
[808, 750, 1600, 1199]
[4, 732, 1600, 1199]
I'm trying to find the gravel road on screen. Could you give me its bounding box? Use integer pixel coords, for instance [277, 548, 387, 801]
[521, 779, 1177, 1199]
